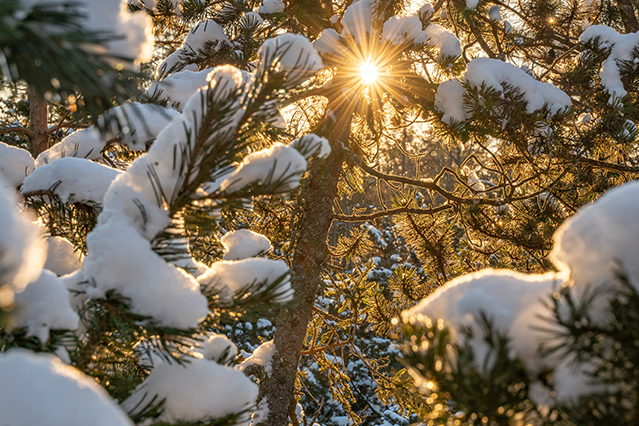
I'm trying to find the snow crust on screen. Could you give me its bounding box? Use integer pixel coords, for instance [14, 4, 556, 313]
[580, 25, 639, 103]
[44, 237, 83, 276]
[122, 358, 257, 424]
[0, 142, 34, 188]
[0, 349, 133, 426]
[435, 58, 571, 124]
[259, 0, 285, 13]
[22, 157, 122, 204]
[222, 229, 272, 260]
[12, 270, 79, 343]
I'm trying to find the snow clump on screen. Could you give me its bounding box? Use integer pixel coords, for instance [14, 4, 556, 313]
[22, 157, 122, 204]
[259, 0, 285, 14]
[289, 134, 332, 159]
[552, 181, 639, 313]
[381, 15, 461, 61]
[403, 270, 557, 374]
[239, 340, 275, 374]
[44, 236, 83, 276]
[198, 258, 292, 303]
[20, 0, 153, 63]
[382, 14, 426, 46]
[0, 180, 47, 296]
[122, 358, 257, 424]
[403, 179, 639, 405]
[220, 143, 308, 192]
[424, 24, 462, 60]
[222, 229, 272, 260]
[466, 0, 479, 9]
[147, 68, 214, 109]
[313, 29, 347, 57]
[0, 349, 134, 426]
[341, 0, 374, 45]
[36, 103, 179, 166]
[185, 20, 229, 52]
[35, 127, 102, 166]
[0, 142, 34, 188]
[194, 333, 238, 361]
[435, 58, 571, 124]
[258, 33, 323, 86]
[488, 5, 502, 21]
[157, 19, 229, 77]
[10, 270, 79, 343]
[580, 25, 639, 103]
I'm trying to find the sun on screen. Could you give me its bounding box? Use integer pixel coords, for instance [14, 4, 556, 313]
[360, 60, 378, 85]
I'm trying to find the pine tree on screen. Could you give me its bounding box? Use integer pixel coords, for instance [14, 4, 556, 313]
[0, 0, 331, 424]
[4, 0, 639, 424]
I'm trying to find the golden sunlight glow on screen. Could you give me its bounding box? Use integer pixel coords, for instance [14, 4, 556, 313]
[360, 60, 378, 85]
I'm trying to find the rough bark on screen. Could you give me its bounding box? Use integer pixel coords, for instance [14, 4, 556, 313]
[28, 86, 49, 157]
[617, 0, 639, 33]
[256, 102, 352, 426]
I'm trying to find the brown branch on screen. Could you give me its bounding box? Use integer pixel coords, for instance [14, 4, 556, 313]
[332, 205, 452, 222]
[567, 154, 639, 173]
[300, 337, 354, 356]
[0, 125, 36, 139]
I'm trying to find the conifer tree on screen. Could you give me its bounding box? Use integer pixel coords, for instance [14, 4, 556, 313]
[0, 1, 331, 424]
[3, 0, 639, 425]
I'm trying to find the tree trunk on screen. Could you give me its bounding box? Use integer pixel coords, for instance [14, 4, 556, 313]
[28, 86, 49, 157]
[256, 102, 352, 426]
[617, 0, 639, 33]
